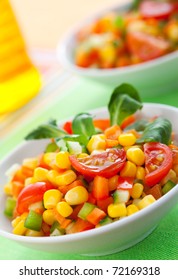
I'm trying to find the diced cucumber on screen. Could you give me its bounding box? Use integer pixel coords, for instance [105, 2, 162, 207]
[99, 216, 112, 226]
[4, 197, 16, 217]
[67, 141, 83, 155]
[56, 139, 68, 152]
[50, 221, 65, 236]
[113, 189, 130, 203]
[162, 180, 176, 195]
[24, 210, 42, 231]
[78, 202, 96, 220]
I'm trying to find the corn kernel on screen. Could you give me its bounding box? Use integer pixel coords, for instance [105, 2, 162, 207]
[56, 201, 73, 217]
[136, 166, 145, 180]
[55, 170, 77, 186]
[22, 157, 38, 169]
[108, 175, 119, 191]
[55, 151, 71, 169]
[78, 153, 89, 158]
[43, 189, 63, 209]
[137, 195, 156, 210]
[118, 133, 136, 146]
[131, 183, 144, 199]
[120, 161, 137, 177]
[65, 186, 88, 205]
[43, 152, 56, 168]
[12, 216, 21, 228]
[33, 167, 48, 181]
[4, 182, 13, 195]
[47, 170, 59, 186]
[87, 134, 106, 154]
[126, 147, 145, 166]
[25, 229, 44, 237]
[108, 203, 127, 218]
[12, 219, 27, 235]
[43, 209, 56, 225]
[127, 204, 139, 216]
[24, 177, 36, 186]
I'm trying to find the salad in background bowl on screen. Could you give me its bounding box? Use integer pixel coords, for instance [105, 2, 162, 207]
[57, 0, 178, 95]
[0, 83, 178, 256]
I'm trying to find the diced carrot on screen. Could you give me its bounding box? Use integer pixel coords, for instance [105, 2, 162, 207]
[69, 204, 83, 220]
[58, 179, 84, 194]
[11, 181, 24, 198]
[66, 218, 94, 234]
[93, 119, 110, 131]
[105, 139, 119, 148]
[145, 184, 162, 200]
[86, 207, 106, 225]
[92, 176, 109, 200]
[104, 124, 122, 140]
[38, 154, 50, 169]
[120, 114, 136, 129]
[53, 208, 65, 224]
[60, 219, 72, 229]
[126, 129, 141, 139]
[97, 196, 114, 212]
[21, 166, 34, 177]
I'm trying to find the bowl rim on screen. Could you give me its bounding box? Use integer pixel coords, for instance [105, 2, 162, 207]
[57, 0, 178, 77]
[0, 102, 178, 246]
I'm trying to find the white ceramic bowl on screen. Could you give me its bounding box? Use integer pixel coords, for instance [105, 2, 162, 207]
[0, 103, 178, 256]
[57, 0, 178, 95]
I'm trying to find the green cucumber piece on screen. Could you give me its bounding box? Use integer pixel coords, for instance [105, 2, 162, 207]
[78, 202, 96, 220]
[24, 210, 42, 231]
[4, 197, 16, 217]
[162, 180, 176, 195]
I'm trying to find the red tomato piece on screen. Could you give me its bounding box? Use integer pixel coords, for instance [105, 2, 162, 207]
[16, 182, 55, 215]
[140, 0, 174, 20]
[117, 177, 134, 192]
[127, 32, 170, 62]
[69, 148, 126, 178]
[63, 121, 73, 134]
[144, 142, 173, 187]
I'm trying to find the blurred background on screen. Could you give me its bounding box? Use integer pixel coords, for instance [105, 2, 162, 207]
[10, 0, 121, 49]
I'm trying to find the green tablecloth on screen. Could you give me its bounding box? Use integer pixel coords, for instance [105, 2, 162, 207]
[0, 75, 178, 260]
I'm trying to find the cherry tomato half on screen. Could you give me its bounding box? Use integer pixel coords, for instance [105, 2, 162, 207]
[144, 142, 173, 187]
[140, 0, 174, 20]
[69, 148, 126, 178]
[16, 182, 55, 215]
[126, 32, 170, 62]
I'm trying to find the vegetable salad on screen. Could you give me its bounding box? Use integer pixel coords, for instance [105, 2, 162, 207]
[74, 0, 178, 68]
[3, 83, 178, 237]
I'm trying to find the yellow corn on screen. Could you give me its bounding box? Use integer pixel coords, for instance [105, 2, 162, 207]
[12, 219, 27, 235]
[100, 43, 116, 65]
[126, 147, 145, 166]
[78, 153, 89, 158]
[22, 157, 38, 169]
[137, 194, 156, 210]
[136, 166, 145, 180]
[87, 134, 106, 154]
[43, 189, 63, 209]
[65, 186, 88, 205]
[33, 167, 48, 182]
[42, 209, 56, 225]
[25, 229, 44, 237]
[131, 183, 144, 199]
[4, 182, 13, 195]
[55, 151, 71, 169]
[56, 201, 73, 217]
[43, 152, 56, 168]
[47, 170, 59, 186]
[118, 133, 136, 146]
[55, 170, 77, 186]
[108, 175, 119, 191]
[24, 177, 36, 187]
[127, 204, 139, 216]
[108, 203, 127, 218]
[120, 160, 137, 177]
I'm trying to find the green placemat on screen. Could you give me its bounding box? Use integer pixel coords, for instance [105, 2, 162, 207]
[0, 76, 178, 260]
